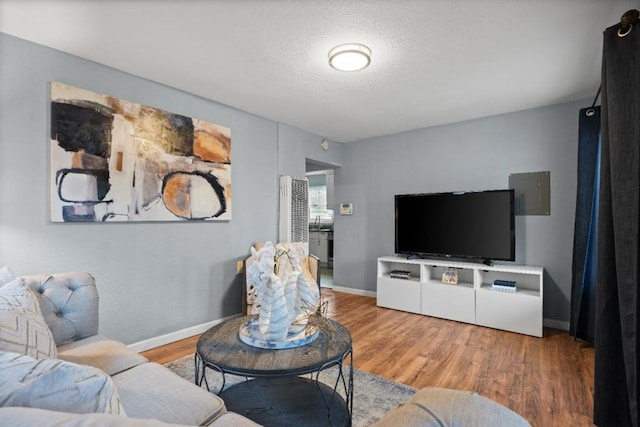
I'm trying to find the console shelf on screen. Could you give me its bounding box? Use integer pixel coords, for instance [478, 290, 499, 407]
[376, 256, 543, 337]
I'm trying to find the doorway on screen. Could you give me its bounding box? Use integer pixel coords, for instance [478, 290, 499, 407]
[306, 160, 337, 289]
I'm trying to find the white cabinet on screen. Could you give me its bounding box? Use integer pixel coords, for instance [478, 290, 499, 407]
[309, 231, 319, 258]
[318, 233, 328, 264]
[309, 231, 329, 264]
[376, 259, 422, 314]
[376, 256, 544, 337]
[474, 266, 543, 337]
[421, 264, 475, 323]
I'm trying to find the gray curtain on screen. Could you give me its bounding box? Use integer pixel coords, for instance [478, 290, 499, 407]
[595, 11, 640, 427]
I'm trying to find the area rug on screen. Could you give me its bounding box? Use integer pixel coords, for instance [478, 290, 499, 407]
[165, 354, 416, 426]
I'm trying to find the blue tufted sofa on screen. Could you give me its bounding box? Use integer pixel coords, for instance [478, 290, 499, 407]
[0, 272, 259, 426]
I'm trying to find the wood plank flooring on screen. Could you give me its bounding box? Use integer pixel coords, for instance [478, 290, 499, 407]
[142, 290, 595, 427]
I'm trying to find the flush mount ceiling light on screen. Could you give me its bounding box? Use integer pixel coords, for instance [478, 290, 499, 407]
[328, 43, 371, 71]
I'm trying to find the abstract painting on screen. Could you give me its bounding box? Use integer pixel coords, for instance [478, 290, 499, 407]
[50, 82, 232, 222]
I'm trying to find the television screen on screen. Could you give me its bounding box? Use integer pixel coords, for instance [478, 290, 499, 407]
[395, 190, 515, 262]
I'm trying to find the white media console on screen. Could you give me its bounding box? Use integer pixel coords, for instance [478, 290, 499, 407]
[377, 256, 543, 337]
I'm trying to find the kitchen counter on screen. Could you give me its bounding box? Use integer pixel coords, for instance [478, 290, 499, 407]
[309, 225, 333, 232]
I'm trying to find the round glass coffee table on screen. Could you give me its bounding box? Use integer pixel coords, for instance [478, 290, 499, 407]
[195, 315, 353, 426]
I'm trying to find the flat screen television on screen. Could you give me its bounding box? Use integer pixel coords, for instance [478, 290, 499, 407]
[395, 189, 515, 263]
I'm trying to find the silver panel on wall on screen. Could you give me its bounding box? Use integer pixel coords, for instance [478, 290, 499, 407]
[509, 171, 550, 215]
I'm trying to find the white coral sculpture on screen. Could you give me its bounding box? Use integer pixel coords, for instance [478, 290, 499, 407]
[247, 241, 321, 341]
[246, 242, 277, 315]
[284, 270, 305, 334]
[258, 273, 289, 341]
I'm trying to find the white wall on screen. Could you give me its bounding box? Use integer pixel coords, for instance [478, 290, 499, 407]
[333, 100, 585, 324]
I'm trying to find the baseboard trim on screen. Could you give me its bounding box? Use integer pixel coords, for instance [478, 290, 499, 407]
[543, 318, 569, 331]
[332, 285, 377, 298]
[127, 305, 568, 352]
[127, 314, 241, 353]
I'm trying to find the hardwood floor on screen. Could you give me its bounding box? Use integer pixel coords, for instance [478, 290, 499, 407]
[142, 290, 595, 427]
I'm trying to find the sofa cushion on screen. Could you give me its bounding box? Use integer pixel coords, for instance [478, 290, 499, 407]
[0, 351, 125, 415]
[0, 407, 188, 427]
[371, 387, 530, 427]
[112, 362, 226, 425]
[0, 266, 15, 286]
[57, 334, 148, 376]
[0, 407, 262, 427]
[0, 278, 57, 359]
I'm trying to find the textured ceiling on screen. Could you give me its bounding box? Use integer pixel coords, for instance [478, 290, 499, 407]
[0, 1, 633, 142]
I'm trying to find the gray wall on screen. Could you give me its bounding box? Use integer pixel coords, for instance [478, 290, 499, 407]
[277, 123, 343, 177]
[334, 100, 584, 323]
[1, 32, 583, 338]
[0, 34, 292, 344]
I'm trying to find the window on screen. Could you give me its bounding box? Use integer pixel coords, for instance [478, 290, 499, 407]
[309, 185, 327, 211]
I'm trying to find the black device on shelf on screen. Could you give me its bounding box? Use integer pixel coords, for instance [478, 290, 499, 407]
[394, 189, 515, 264]
[389, 270, 412, 280]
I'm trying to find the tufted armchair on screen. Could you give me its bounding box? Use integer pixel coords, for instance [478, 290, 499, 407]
[16, 272, 150, 377]
[21, 272, 99, 346]
[1, 271, 260, 426]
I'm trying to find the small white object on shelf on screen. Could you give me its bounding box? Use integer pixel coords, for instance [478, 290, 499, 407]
[491, 285, 517, 293]
[441, 270, 458, 285]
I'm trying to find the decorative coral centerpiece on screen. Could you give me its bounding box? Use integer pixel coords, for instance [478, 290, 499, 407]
[241, 242, 321, 348]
